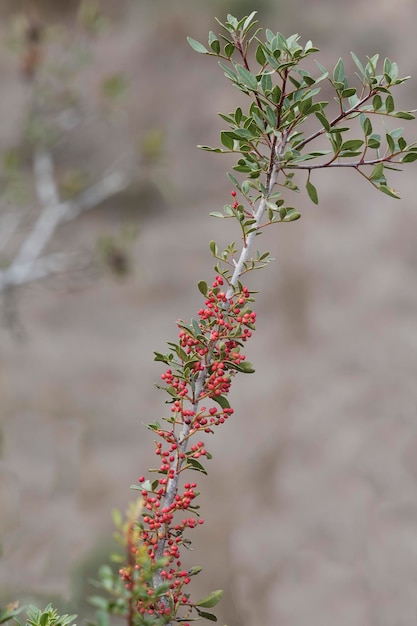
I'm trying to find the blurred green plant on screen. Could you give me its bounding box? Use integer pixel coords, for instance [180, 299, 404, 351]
[97, 225, 138, 277]
[0, 603, 76, 626]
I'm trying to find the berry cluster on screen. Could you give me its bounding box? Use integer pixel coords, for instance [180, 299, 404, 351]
[121, 242, 257, 622]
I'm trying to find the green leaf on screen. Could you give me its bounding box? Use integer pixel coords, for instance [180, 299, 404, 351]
[195, 590, 224, 608]
[237, 361, 255, 373]
[39, 613, 49, 626]
[383, 57, 392, 78]
[398, 137, 407, 151]
[333, 58, 346, 86]
[283, 208, 301, 222]
[198, 145, 225, 153]
[315, 111, 330, 131]
[370, 162, 384, 181]
[209, 241, 218, 256]
[220, 131, 234, 150]
[241, 11, 258, 32]
[224, 42, 235, 57]
[261, 72, 272, 94]
[196, 610, 218, 622]
[367, 135, 381, 149]
[361, 115, 372, 136]
[191, 318, 201, 336]
[350, 51, 366, 76]
[236, 65, 258, 91]
[213, 394, 231, 409]
[341, 87, 356, 98]
[208, 31, 220, 54]
[256, 44, 266, 65]
[198, 280, 208, 296]
[186, 458, 208, 475]
[187, 37, 209, 54]
[341, 139, 364, 151]
[401, 152, 417, 163]
[218, 61, 237, 82]
[378, 184, 400, 199]
[385, 94, 395, 113]
[372, 94, 382, 110]
[306, 180, 318, 204]
[394, 111, 415, 120]
[386, 133, 395, 153]
[271, 84, 282, 104]
[368, 136, 381, 150]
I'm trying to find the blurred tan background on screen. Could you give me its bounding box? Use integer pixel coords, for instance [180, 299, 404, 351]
[1, 2, 417, 625]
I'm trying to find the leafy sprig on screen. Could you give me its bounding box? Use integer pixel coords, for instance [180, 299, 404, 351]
[189, 12, 416, 207]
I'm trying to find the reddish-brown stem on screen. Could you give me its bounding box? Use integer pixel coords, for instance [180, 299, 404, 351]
[294, 89, 376, 152]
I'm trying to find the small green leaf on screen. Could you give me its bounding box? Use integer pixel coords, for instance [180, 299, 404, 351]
[187, 37, 209, 54]
[367, 135, 381, 149]
[209, 241, 218, 256]
[341, 87, 356, 98]
[196, 610, 218, 622]
[350, 51, 366, 76]
[224, 42, 235, 57]
[341, 139, 364, 151]
[386, 133, 395, 153]
[218, 61, 237, 82]
[256, 44, 266, 65]
[39, 613, 49, 626]
[361, 115, 372, 136]
[401, 152, 417, 163]
[306, 180, 318, 204]
[237, 361, 255, 373]
[315, 111, 330, 131]
[186, 459, 208, 475]
[198, 280, 208, 296]
[261, 72, 272, 94]
[213, 394, 231, 409]
[220, 132, 234, 150]
[372, 94, 382, 110]
[195, 590, 224, 609]
[241, 11, 258, 32]
[398, 137, 407, 151]
[236, 65, 258, 91]
[333, 58, 346, 86]
[208, 31, 220, 54]
[383, 57, 392, 77]
[385, 94, 395, 113]
[271, 85, 282, 104]
[370, 162, 384, 181]
[283, 208, 301, 222]
[394, 111, 415, 120]
[378, 184, 400, 199]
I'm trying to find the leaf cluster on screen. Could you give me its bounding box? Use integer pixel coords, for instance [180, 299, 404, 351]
[189, 12, 417, 210]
